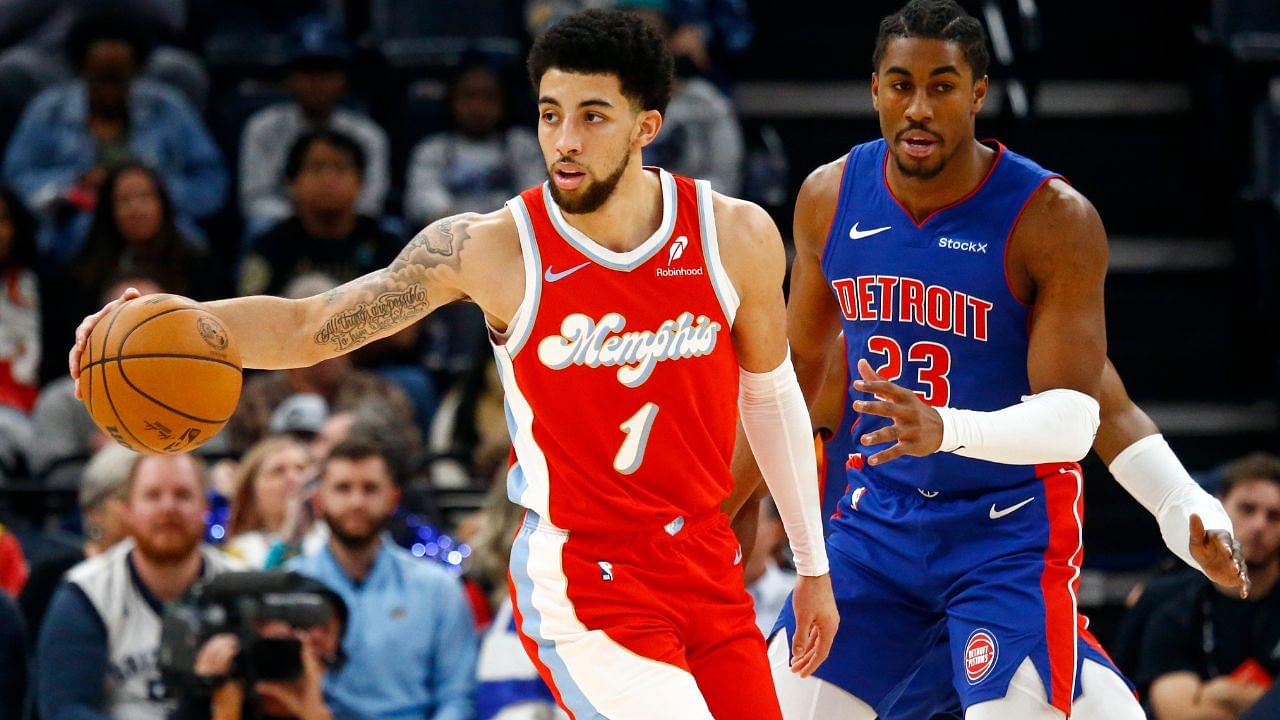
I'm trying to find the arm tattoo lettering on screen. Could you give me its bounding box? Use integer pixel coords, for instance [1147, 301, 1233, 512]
[313, 213, 474, 351]
[314, 286, 430, 351]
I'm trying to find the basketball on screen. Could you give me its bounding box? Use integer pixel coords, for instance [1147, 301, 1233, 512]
[79, 294, 242, 454]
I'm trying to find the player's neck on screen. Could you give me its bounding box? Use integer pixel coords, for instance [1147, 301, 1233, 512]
[558, 162, 662, 253]
[129, 547, 203, 603]
[886, 138, 995, 223]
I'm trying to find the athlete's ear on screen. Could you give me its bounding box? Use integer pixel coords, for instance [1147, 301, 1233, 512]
[633, 108, 663, 149]
[972, 74, 988, 115]
[871, 72, 880, 111]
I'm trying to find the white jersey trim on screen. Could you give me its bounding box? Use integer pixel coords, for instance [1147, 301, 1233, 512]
[695, 179, 740, 326]
[497, 197, 543, 358]
[492, 344, 552, 522]
[542, 168, 677, 271]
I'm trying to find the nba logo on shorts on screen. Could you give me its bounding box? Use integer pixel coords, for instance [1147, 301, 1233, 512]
[964, 629, 999, 685]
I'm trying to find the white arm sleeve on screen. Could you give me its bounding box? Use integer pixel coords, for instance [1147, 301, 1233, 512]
[933, 388, 1100, 466]
[738, 353, 829, 576]
[1108, 433, 1233, 574]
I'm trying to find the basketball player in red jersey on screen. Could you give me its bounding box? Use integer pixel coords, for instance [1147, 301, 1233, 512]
[70, 10, 837, 719]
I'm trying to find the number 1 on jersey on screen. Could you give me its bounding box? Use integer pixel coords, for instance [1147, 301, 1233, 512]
[614, 402, 659, 475]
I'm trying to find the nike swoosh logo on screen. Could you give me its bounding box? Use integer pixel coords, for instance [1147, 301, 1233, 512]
[989, 497, 1035, 519]
[849, 222, 892, 240]
[544, 262, 591, 283]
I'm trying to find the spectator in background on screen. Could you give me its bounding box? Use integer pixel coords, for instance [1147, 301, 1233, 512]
[1, 12, 225, 263]
[425, 358, 509, 489]
[180, 574, 347, 720]
[239, 131, 400, 297]
[31, 275, 161, 477]
[223, 435, 316, 568]
[0, 591, 27, 720]
[0, 185, 40, 413]
[239, 18, 389, 238]
[224, 273, 417, 456]
[73, 163, 207, 308]
[634, 1, 743, 194]
[20, 444, 134, 642]
[405, 62, 544, 229]
[37, 452, 240, 720]
[1137, 452, 1280, 720]
[743, 496, 794, 636]
[290, 438, 477, 720]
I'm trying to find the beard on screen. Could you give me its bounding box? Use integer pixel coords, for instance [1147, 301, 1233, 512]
[890, 124, 949, 180]
[891, 150, 948, 180]
[133, 522, 203, 565]
[547, 149, 630, 215]
[324, 509, 389, 549]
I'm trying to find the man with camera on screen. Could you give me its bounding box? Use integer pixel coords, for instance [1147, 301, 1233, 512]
[289, 437, 477, 720]
[36, 452, 242, 720]
[169, 572, 349, 720]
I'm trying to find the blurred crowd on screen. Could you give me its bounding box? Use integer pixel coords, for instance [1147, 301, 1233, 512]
[0, 1, 755, 718]
[0, 2, 1274, 720]
[0, 0, 756, 496]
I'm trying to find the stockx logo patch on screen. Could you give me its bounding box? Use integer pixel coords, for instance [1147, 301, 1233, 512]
[938, 237, 988, 254]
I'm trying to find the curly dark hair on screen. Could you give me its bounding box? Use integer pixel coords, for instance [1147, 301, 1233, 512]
[66, 11, 154, 72]
[873, 0, 990, 78]
[527, 8, 674, 114]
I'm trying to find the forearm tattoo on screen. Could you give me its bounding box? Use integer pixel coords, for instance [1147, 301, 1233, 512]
[314, 213, 473, 352]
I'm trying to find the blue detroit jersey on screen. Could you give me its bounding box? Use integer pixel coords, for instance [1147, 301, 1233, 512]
[823, 139, 1060, 501]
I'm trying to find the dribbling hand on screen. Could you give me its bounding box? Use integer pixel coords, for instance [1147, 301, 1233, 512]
[1189, 513, 1251, 599]
[851, 359, 944, 466]
[69, 287, 140, 400]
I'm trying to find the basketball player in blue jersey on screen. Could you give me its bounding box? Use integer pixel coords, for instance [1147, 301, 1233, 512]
[729, 2, 1251, 718]
[746, 351, 1248, 719]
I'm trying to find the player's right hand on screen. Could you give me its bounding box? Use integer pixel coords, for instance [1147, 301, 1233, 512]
[790, 572, 839, 677]
[851, 358, 944, 465]
[70, 286, 141, 400]
[1189, 513, 1250, 599]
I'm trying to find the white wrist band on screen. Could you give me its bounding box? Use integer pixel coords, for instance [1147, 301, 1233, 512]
[1108, 434, 1232, 574]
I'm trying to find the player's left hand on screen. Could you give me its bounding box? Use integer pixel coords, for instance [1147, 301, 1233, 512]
[1189, 513, 1250, 599]
[790, 573, 839, 677]
[851, 359, 943, 466]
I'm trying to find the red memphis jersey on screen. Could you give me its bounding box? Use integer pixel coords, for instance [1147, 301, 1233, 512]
[492, 168, 741, 534]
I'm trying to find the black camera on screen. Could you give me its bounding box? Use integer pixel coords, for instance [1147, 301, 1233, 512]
[159, 571, 344, 691]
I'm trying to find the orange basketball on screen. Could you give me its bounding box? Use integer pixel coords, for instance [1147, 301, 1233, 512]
[79, 294, 242, 454]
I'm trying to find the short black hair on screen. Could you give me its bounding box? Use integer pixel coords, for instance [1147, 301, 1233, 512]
[527, 8, 674, 114]
[284, 129, 366, 182]
[323, 436, 397, 485]
[1219, 452, 1280, 500]
[66, 11, 154, 72]
[873, 0, 990, 79]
